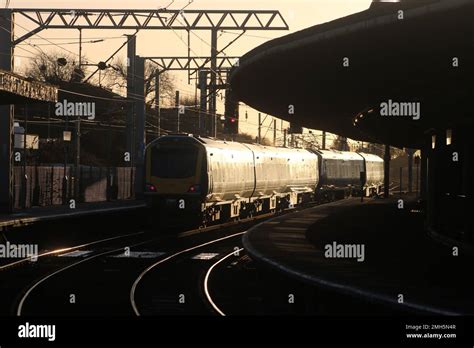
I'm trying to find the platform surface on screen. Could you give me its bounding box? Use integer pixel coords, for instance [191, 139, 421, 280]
[243, 196, 474, 315]
[0, 200, 145, 228]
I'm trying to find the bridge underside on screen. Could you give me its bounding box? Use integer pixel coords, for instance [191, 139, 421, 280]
[230, 0, 474, 149]
[0, 69, 58, 105]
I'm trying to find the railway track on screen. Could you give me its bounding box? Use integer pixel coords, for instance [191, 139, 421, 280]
[203, 247, 244, 316]
[8, 207, 287, 316]
[6, 197, 387, 317]
[130, 232, 246, 316]
[0, 231, 148, 271]
[0, 230, 153, 315]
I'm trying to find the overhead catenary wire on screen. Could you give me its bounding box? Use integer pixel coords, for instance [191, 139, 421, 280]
[3, 5, 342, 147]
[4, 5, 222, 139]
[17, 39, 105, 46]
[5, 4, 256, 91]
[2, 6, 225, 109]
[2, 15, 152, 85]
[26, 36, 125, 41]
[221, 30, 274, 40]
[7, 17, 100, 64]
[4, 21, 181, 94]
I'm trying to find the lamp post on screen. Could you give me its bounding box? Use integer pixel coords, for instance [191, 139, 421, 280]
[62, 130, 71, 205]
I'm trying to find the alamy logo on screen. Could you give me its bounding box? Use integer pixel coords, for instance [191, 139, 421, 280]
[0, 242, 38, 261]
[18, 322, 56, 341]
[380, 99, 420, 120]
[55, 99, 96, 120]
[324, 242, 365, 262]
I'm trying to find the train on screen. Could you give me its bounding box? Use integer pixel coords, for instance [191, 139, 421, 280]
[144, 134, 384, 227]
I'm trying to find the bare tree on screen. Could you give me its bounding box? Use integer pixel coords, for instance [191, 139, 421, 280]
[180, 95, 199, 108]
[98, 58, 176, 106]
[23, 50, 87, 84]
[332, 135, 350, 151]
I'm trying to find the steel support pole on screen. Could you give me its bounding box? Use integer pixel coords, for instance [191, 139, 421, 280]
[273, 119, 277, 146]
[0, 9, 14, 213]
[155, 70, 160, 137]
[199, 70, 208, 135]
[134, 56, 146, 199]
[384, 144, 391, 198]
[74, 29, 82, 201]
[175, 90, 180, 133]
[258, 113, 262, 144]
[210, 29, 218, 138]
[74, 117, 81, 201]
[22, 106, 28, 209]
[126, 35, 137, 166]
[407, 148, 414, 193]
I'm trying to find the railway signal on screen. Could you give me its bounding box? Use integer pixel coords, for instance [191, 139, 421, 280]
[224, 87, 239, 135]
[224, 116, 238, 135]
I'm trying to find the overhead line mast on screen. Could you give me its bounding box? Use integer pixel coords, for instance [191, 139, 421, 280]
[0, 7, 288, 208]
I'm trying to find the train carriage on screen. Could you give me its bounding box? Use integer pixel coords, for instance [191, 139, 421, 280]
[145, 134, 384, 228]
[145, 135, 319, 226]
[358, 152, 384, 196]
[313, 150, 365, 199]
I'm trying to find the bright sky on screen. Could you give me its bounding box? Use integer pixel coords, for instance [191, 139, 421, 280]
[8, 0, 372, 144]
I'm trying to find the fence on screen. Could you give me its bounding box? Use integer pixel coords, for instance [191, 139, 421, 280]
[390, 166, 421, 195]
[13, 165, 136, 210]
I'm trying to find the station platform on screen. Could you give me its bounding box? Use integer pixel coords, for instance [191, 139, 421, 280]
[243, 196, 474, 315]
[0, 200, 145, 229]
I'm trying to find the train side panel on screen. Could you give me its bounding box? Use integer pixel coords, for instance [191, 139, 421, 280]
[316, 150, 364, 197]
[205, 142, 255, 202]
[247, 145, 318, 209]
[204, 141, 318, 218]
[359, 152, 384, 195]
[247, 145, 318, 195]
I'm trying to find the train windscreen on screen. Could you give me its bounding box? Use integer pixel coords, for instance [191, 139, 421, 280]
[151, 145, 198, 179]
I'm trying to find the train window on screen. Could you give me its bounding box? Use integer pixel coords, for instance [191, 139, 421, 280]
[151, 146, 198, 178]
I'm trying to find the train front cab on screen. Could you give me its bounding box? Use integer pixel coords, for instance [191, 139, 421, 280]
[145, 136, 208, 227]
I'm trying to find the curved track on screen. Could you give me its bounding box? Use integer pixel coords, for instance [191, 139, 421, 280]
[203, 248, 244, 316]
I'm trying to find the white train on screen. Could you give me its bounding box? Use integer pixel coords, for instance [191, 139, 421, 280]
[315, 150, 384, 200]
[145, 135, 384, 226]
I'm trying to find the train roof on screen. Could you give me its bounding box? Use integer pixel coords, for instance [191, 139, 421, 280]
[315, 149, 364, 161]
[154, 134, 315, 156]
[151, 136, 382, 162]
[357, 152, 384, 162]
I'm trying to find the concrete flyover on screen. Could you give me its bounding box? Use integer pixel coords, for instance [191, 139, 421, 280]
[229, 0, 473, 149]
